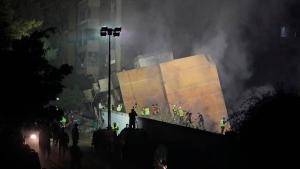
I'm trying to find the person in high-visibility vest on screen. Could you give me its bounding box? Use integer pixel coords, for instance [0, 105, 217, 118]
[61, 116, 67, 127]
[116, 104, 122, 112]
[141, 108, 145, 115]
[144, 106, 150, 116]
[178, 107, 184, 125]
[220, 117, 226, 134]
[111, 122, 119, 136]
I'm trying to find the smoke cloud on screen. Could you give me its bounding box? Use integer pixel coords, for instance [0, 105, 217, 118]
[122, 0, 293, 109]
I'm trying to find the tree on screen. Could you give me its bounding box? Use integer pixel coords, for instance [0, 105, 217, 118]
[56, 88, 86, 112]
[1, 26, 73, 129]
[0, 0, 43, 39]
[229, 88, 300, 168]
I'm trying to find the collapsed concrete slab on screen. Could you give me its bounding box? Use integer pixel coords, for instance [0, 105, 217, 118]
[117, 54, 228, 132]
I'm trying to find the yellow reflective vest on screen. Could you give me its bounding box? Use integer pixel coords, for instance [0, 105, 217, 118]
[220, 119, 225, 127]
[112, 125, 119, 132]
[179, 109, 184, 117]
[61, 116, 66, 123]
[117, 104, 122, 111]
[144, 107, 150, 115]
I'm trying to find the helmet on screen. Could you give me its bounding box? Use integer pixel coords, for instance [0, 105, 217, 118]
[173, 105, 176, 107]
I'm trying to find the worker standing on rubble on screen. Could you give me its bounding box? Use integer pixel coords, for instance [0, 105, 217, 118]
[155, 104, 159, 114]
[220, 117, 226, 134]
[172, 105, 178, 122]
[197, 113, 205, 130]
[133, 103, 137, 111]
[152, 104, 158, 115]
[145, 106, 150, 116]
[141, 106, 150, 117]
[178, 107, 184, 125]
[185, 111, 192, 127]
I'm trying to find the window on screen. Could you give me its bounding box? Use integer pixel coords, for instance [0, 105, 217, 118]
[280, 26, 287, 37]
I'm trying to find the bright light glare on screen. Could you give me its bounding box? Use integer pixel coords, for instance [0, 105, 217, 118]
[30, 134, 37, 139]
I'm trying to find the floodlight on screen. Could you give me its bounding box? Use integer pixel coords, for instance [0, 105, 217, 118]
[114, 27, 122, 32]
[113, 32, 120, 37]
[101, 26, 108, 31]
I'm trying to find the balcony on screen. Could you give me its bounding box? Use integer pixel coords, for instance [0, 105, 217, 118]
[78, 0, 100, 11]
[77, 18, 100, 31]
[76, 40, 100, 54]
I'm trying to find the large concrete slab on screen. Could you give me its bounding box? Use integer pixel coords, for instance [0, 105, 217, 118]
[117, 54, 228, 132]
[117, 65, 167, 114]
[160, 54, 227, 132]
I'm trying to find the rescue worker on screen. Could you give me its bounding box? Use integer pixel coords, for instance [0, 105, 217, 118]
[132, 103, 137, 111]
[178, 107, 184, 125]
[172, 105, 178, 121]
[112, 122, 119, 136]
[155, 104, 159, 114]
[111, 104, 115, 111]
[141, 108, 145, 115]
[144, 106, 150, 117]
[220, 117, 226, 134]
[61, 115, 67, 127]
[152, 104, 159, 115]
[117, 103, 122, 112]
[185, 111, 192, 127]
[197, 113, 205, 130]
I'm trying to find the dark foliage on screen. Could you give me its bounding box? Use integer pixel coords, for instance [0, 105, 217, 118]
[1, 26, 72, 129]
[229, 88, 300, 168]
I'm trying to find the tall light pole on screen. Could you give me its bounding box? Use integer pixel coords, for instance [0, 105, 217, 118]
[100, 26, 122, 130]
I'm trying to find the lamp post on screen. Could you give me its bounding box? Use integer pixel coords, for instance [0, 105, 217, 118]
[100, 26, 122, 129]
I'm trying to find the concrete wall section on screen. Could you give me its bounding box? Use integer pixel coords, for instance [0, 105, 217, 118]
[160, 54, 227, 132]
[102, 110, 129, 135]
[117, 54, 228, 132]
[137, 117, 238, 168]
[117, 65, 166, 114]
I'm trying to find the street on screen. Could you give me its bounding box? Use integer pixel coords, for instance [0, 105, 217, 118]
[27, 129, 110, 169]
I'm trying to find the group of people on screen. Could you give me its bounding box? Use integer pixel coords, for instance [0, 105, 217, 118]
[140, 103, 160, 117]
[38, 122, 82, 168]
[121, 102, 226, 134]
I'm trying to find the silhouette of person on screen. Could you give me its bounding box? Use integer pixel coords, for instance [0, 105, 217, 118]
[129, 108, 137, 129]
[70, 140, 82, 169]
[72, 123, 79, 145]
[39, 125, 52, 160]
[185, 111, 192, 127]
[92, 128, 104, 151]
[197, 113, 205, 130]
[58, 127, 69, 161]
[52, 121, 61, 146]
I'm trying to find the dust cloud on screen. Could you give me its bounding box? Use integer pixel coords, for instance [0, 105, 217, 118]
[122, 0, 292, 110]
